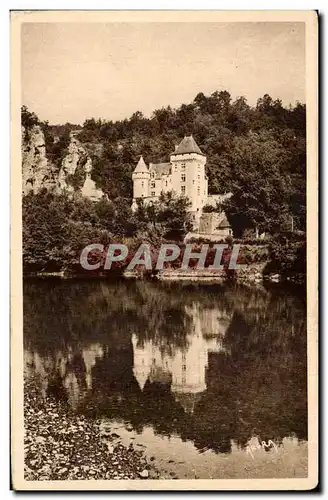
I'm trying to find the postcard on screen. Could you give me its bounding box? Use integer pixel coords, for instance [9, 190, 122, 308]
[11, 10, 318, 491]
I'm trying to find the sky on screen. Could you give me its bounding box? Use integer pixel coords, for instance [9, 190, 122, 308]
[21, 22, 305, 125]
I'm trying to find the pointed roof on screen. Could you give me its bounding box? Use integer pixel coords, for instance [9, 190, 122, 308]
[133, 156, 148, 173]
[172, 135, 205, 156]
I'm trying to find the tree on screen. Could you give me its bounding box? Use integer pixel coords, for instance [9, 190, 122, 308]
[133, 191, 193, 240]
[223, 130, 293, 236]
[21, 105, 40, 130]
[21, 91, 306, 272]
[156, 191, 193, 236]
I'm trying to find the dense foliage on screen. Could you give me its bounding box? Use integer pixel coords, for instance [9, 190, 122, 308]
[21, 90, 306, 276]
[76, 92, 306, 235]
[22, 190, 194, 273]
[22, 90, 306, 235]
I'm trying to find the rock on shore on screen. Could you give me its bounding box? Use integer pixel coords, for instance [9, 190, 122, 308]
[24, 380, 158, 481]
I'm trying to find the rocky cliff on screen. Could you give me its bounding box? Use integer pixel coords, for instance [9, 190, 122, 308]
[22, 126, 105, 201]
[22, 125, 57, 194]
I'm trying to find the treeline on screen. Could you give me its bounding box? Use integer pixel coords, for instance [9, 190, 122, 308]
[22, 189, 305, 281]
[21, 91, 306, 278]
[22, 90, 306, 236]
[22, 190, 194, 273]
[79, 92, 306, 237]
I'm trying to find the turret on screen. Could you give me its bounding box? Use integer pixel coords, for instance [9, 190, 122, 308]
[132, 156, 150, 200]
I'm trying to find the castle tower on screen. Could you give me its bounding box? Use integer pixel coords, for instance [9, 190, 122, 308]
[132, 156, 150, 210]
[170, 136, 207, 225]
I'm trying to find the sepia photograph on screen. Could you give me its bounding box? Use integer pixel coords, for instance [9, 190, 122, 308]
[10, 10, 318, 491]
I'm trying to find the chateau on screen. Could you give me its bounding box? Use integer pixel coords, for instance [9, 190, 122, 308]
[131, 135, 232, 236]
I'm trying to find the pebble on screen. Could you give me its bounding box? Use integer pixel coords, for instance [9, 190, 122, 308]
[139, 469, 149, 479]
[24, 378, 159, 481]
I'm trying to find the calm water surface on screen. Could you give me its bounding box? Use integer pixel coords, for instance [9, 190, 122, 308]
[24, 279, 307, 479]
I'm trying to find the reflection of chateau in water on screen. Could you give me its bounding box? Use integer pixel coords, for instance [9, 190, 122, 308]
[133, 303, 231, 413]
[23, 280, 308, 455]
[24, 302, 231, 413]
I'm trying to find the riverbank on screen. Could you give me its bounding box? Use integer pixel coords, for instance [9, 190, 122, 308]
[24, 264, 305, 285]
[24, 379, 159, 481]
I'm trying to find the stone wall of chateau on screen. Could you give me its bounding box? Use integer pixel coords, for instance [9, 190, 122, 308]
[198, 212, 231, 237]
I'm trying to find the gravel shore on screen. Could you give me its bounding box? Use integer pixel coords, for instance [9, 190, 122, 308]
[24, 380, 158, 481]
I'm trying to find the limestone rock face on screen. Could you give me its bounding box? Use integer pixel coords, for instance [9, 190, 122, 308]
[22, 125, 56, 194]
[56, 134, 105, 201]
[81, 159, 104, 201]
[57, 135, 86, 194]
[22, 126, 105, 201]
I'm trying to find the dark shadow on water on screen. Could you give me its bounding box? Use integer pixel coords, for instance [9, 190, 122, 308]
[23, 279, 307, 455]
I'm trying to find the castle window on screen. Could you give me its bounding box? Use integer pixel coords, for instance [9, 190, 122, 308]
[181, 163, 186, 169]
[198, 175, 200, 180]
[151, 191, 155, 196]
[141, 181, 144, 187]
[165, 181, 168, 187]
[181, 174, 186, 182]
[151, 181, 155, 188]
[193, 180, 195, 184]
[181, 186, 186, 194]
[197, 187, 200, 195]
[151, 172, 155, 178]
[174, 166, 178, 172]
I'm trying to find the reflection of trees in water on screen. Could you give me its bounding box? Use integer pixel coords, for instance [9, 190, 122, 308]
[24, 279, 307, 453]
[23, 279, 198, 355]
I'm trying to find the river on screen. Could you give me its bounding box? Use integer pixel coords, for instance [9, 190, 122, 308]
[23, 278, 307, 479]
